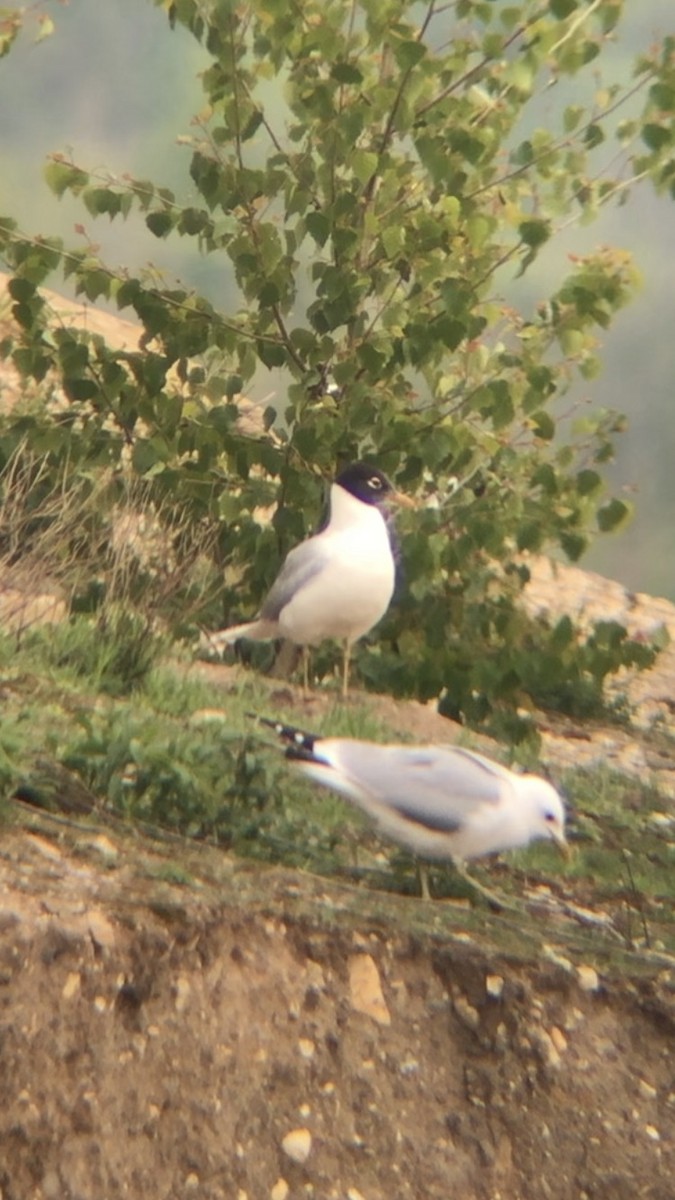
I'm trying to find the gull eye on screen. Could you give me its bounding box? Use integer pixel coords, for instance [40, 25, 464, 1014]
[368, 475, 384, 490]
[544, 811, 557, 823]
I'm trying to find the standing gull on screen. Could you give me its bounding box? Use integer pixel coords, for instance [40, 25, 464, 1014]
[254, 716, 568, 899]
[202, 463, 409, 696]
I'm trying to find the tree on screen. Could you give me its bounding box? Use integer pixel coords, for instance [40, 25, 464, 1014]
[1, 0, 673, 734]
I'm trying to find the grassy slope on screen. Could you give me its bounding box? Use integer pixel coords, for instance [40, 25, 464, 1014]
[1, 617, 674, 975]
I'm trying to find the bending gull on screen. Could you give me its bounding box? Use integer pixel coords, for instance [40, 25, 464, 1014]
[253, 716, 568, 901]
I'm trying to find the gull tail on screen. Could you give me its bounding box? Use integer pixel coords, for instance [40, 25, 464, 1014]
[247, 713, 320, 755]
[199, 618, 279, 658]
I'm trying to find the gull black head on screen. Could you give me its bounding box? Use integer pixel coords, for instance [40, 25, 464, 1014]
[335, 462, 394, 507]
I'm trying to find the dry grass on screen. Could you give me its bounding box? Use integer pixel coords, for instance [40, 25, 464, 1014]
[0, 441, 222, 639]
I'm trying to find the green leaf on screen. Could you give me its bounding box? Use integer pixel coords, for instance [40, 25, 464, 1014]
[179, 207, 210, 236]
[560, 532, 588, 561]
[132, 439, 169, 476]
[530, 411, 555, 440]
[649, 82, 675, 110]
[351, 150, 378, 186]
[146, 211, 176, 238]
[531, 463, 557, 494]
[305, 211, 330, 247]
[63, 378, 98, 402]
[597, 498, 632, 532]
[381, 225, 405, 258]
[563, 105, 584, 133]
[642, 123, 672, 152]
[576, 469, 602, 496]
[8, 277, 36, 303]
[43, 160, 89, 198]
[116, 279, 141, 310]
[519, 219, 551, 249]
[256, 339, 287, 369]
[549, 0, 579, 19]
[549, 615, 574, 651]
[392, 37, 427, 72]
[517, 522, 543, 552]
[241, 110, 264, 141]
[583, 123, 604, 149]
[331, 62, 363, 84]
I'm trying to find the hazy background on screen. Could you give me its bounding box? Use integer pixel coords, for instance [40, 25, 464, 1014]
[1, 0, 673, 599]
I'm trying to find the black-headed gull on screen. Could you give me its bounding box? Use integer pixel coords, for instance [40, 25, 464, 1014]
[202, 463, 409, 695]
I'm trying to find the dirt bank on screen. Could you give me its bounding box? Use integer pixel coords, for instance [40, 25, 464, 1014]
[1, 820, 673, 1200]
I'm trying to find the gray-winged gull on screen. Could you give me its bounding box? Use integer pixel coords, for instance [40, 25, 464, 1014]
[254, 716, 568, 901]
[201, 463, 410, 696]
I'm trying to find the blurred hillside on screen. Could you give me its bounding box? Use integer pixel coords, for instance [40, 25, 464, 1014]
[0, 0, 674, 598]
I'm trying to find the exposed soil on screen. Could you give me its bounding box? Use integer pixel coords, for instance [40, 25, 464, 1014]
[1, 805, 674, 1200]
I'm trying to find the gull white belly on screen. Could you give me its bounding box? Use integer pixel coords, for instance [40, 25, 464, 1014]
[278, 522, 395, 646]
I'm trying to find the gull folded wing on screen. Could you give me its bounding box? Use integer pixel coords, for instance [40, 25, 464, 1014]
[318, 741, 510, 834]
[260, 539, 329, 621]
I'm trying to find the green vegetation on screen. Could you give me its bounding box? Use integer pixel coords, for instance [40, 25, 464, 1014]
[0, 621, 395, 863]
[1, 623, 673, 956]
[0, 1, 673, 733]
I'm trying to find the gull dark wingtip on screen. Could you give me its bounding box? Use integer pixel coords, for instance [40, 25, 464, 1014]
[247, 712, 319, 751]
[285, 743, 324, 764]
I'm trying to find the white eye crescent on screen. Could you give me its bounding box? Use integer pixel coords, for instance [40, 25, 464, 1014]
[368, 475, 383, 490]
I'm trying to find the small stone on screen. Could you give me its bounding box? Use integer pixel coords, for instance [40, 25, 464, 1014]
[351, 932, 372, 950]
[62, 972, 81, 1000]
[298, 1038, 315, 1060]
[486, 974, 504, 998]
[190, 708, 228, 724]
[174, 976, 191, 1013]
[41, 1170, 62, 1200]
[399, 1055, 420, 1077]
[542, 945, 573, 973]
[281, 1127, 312, 1164]
[26, 834, 62, 861]
[645, 1124, 660, 1141]
[647, 811, 675, 829]
[347, 1190, 367, 1200]
[549, 1026, 567, 1054]
[0, 907, 20, 934]
[453, 993, 480, 1031]
[270, 1180, 289, 1200]
[185, 1173, 199, 1189]
[494, 1021, 509, 1052]
[87, 912, 117, 950]
[638, 1079, 657, 1100]
[564, 1007, 585, 1031]
[93, 996, 107, 1013]
[576, 965, 600, 993]
[82, 834, 119, 863]
[305, 959, 325, 988]
[531, 1028, 561, 1070]
[348, 954, 390, 1026]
